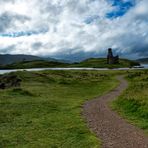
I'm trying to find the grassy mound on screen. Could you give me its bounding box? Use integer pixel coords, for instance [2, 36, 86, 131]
[71, 58, 140, 68]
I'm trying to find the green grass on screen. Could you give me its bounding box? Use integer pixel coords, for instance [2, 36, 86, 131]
[0, 58, 140, 69]
[112, 70, 148, 134]
[0, 60, 69, 69]
[0, 70, 118, 148]
[71, 58, 139, 68]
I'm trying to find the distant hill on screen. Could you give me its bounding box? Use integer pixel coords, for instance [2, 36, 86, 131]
[0, 58, 140, 69]
[0, 54, 59, 65]
[0, 54, 42, 65]
[0, 54, 70, 65]
[136, 58, 148, 64]
[44, 57, 71, 63]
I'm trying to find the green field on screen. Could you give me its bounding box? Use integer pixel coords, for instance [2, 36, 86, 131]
[0, 58, 139, 69]
[112, 70, 148, 134]
[71, 58, 139, 68]
[0, 69, 148, 147]
[0, 70, 118, 148]
[0, 60, 69, 69]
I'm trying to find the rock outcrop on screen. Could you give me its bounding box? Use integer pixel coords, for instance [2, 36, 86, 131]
[0, 74, 21, 89]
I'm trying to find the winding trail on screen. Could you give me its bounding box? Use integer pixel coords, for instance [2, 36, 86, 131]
[83, 76, 148, 148]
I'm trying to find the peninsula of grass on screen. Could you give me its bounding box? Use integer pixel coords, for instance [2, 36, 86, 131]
[0, 70, 118, 148]
[112, 70, 148, 134]
[71, 58, 139, 68]
[0, 58, 140, 69]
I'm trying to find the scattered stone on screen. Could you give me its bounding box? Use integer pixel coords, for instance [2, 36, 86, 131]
[0, 74, 22, 89]
[0, 83, 5, 89]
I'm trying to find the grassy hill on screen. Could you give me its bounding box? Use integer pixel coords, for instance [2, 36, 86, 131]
[0, 54, 43, 65]
[0, 60, 69, 69]
[71, 58, 140, 68]
[0, 54, 62, 65]
[0, 58, 140, 69]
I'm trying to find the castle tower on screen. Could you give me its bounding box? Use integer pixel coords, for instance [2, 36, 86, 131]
[107, 48, 119, 64]
[107, 48, 113, 64]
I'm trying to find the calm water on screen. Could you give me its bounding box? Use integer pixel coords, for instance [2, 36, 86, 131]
[141, 64, 148, 68]
[0, 65, 148, 75]
[0, 68, 108, 74]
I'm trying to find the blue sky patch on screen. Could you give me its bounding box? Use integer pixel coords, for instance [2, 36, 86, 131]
[0, 27, 48, 38]
[107, 0, 135, 18]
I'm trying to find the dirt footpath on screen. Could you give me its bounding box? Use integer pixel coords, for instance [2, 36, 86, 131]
[83, 76, 148, 148]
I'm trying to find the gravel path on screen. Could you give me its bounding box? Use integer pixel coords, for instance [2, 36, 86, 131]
[83, 76, 148, 148]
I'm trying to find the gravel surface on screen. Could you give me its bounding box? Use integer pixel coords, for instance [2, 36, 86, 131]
[83, 76, 148, 148]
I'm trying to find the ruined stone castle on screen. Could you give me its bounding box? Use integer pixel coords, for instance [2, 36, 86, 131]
[107, 48, 119, 64]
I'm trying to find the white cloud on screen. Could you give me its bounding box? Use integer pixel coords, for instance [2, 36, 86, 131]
[0, 0, 147, 60]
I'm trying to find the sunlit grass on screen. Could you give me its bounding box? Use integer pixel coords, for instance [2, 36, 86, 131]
[0, 70, 118, 147]
[112, 70, 148, 134]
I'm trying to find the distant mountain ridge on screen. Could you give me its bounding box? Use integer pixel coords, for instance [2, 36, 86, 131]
[0, 54, 57, 65]
[136, 58, 148, 64]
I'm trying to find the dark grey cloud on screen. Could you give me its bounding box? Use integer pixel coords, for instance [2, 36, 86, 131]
[51, 51, 99, 62]
[32, 42, 43, 50]
[0, 12, 30, 33]
[0, 12, 12, 33]
[0, 45, 15, 54]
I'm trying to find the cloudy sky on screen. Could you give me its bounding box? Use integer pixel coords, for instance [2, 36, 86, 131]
[0, 0, 147, 60]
